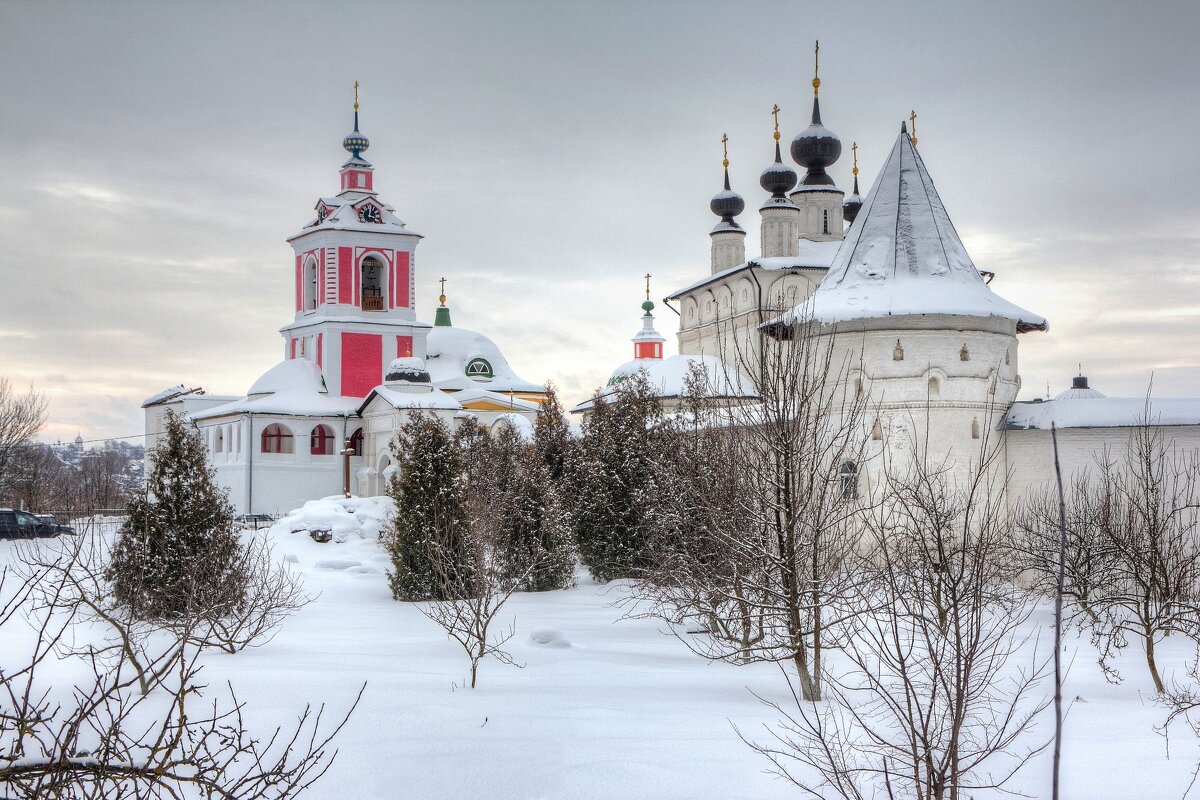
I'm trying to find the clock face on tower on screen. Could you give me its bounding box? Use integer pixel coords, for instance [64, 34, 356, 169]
[357, 204, 382, 224]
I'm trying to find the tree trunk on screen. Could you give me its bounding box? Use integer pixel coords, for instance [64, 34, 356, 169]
[1145, 628, 1165, 694]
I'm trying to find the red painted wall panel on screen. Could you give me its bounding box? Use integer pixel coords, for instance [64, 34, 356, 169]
[395, 251, 410, 309]
[340, 332, 382, 398]
[396, 335, 413, 358]
[317, 333, 323, 367]
[338, 247, 352, 305]
[290, 338, 297, 359]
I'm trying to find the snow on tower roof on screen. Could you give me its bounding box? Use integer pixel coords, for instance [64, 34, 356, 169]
[190, 359, 361, 421]
[771, 126, 1047, 333]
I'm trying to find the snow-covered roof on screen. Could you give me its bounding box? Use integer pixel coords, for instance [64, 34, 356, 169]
[772, 128, 1047, 334]
[1055, 384, 1106, 401]
[359, 384, 463, 413]
[248, 358, 327, 397]
[142, 384, 202, 407]
[190, 359, 360, 421]
[667, 241, 839, 301]
[425, 324, 545, 394]
[571, 354, 756, 413]
[1003, 397, 1200, 430]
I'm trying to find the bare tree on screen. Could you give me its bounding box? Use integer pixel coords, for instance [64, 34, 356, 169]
[0, 378, 48, 503]
[1013, 469, 1119, 624]
[1089, 425, 1200, 693]
[745, 439, 1050, 799]
[635, 316, 872, 702]
[0, 525, 359, 799]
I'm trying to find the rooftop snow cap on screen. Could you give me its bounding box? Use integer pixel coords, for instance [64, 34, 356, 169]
[385, 357, 431, 384]
[1055, 374, 1105, 400]
[780, 122, 1047, 333]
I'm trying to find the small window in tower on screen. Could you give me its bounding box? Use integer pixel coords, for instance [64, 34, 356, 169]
[302, 257, 318, 311]
[466, 358, 494, 379]
[823, 209, 829, 235]
[871, 419, 883, 441]
[928, 376, 940, 397]
[971, 418, 981, 440]
[361, 256, 385, 311]
[214, 426, 224, 453]
[960, 343, 971, 362]
[892, 339, 905, 361]
[838, 461, 859, 501]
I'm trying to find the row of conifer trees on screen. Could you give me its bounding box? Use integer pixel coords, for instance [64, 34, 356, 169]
[383, 374, 677, 601]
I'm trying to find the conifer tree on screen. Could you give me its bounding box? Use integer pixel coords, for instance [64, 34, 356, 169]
[386, 412, 473, 601]
[533, 383, 572, 482]
[109, 410, 243, 619]
[571, 372, 672, 582]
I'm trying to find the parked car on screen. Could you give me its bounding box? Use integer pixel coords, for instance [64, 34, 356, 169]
[0, 508, 51, 539]
[234, 513, 276, 530]
[34, 514, 76, 535]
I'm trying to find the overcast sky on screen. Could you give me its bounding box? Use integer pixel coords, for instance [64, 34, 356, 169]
[1, 0, 1198, 444]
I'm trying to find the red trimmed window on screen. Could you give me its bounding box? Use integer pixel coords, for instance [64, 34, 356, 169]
[349, 427, 364, 457]
[310, 424, 335, 456]
[261, 423, 294, 454]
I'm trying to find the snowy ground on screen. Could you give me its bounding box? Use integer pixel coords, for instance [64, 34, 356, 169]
[3, 506, 1198, 799]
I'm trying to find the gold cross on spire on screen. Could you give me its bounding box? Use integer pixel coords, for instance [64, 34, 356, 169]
[721, 132, 729, 168]
[644, 273, 652, 302]
[354, 80, 360, 112]
[851, 141, 859, 176]
[812, 40, 821, 97]
[771, 104, 781, 141]
[909, 110, 918, 147]
[438, 276, 447, 306]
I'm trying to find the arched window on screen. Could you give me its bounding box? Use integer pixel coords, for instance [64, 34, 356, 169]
[971, 418, 981, 440]
[928, 376, 940, 397]
[361, 256, 385, 311]
[302, 257, 318, 311]
[214, 426, 224, 453]
[310, 424, 335, 456]
[839, 461, 858, 500]
[261, 423, 294, 454]
[349, 427, 364, 457]
[871, 419, 883, 441]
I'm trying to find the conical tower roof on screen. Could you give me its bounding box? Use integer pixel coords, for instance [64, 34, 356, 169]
[796, 124, 1047, 333]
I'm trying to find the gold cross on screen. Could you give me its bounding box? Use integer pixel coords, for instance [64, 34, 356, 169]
[354, 80, 360, 112]
[851, 141, 859, 176]
[813, 40, 821, 96]
[438, 276, 447, 306]
[644, 273, 652, 302]
[909, 110, 918, 146]
[771, 104, 781, 141]
[721, 133, 729, 168]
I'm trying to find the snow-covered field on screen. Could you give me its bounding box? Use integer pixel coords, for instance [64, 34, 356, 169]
[3, 504, 1197, 799]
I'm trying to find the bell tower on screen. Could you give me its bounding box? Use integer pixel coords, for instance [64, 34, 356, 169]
[280, 83, 431, 398]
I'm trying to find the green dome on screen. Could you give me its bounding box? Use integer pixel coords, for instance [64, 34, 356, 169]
[641, 300, 655, 313]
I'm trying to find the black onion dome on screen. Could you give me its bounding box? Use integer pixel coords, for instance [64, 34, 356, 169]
[790, 97, 841, 186]
[710, 167, 745, 221]
[760, 142, 798, 197]
[710, 189, 745, 219]
[843, 175, 863, 223]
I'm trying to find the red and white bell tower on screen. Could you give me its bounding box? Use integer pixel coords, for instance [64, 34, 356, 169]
[632, 275, 666, 361]
[280, 84, 430, 398]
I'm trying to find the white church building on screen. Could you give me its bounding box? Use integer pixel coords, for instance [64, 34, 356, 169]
[143, 96, 546, 515]
[145, 56, 1198, 518]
